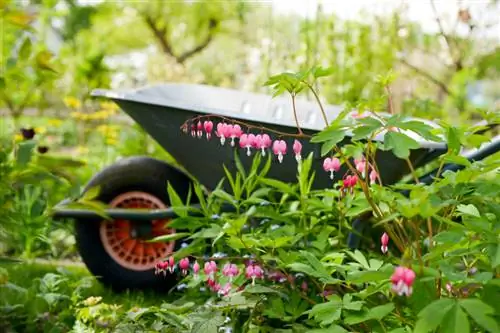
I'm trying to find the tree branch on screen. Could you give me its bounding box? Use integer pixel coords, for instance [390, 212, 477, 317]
[399, 58, 453, 97]
[142, 14, 217, 64]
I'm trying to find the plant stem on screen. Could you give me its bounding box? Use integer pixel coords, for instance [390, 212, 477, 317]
[182, 114, 310, 139]
[304, 82, 329, 125]
[405, 158, 419, 184]
[291, 93, 303, 135]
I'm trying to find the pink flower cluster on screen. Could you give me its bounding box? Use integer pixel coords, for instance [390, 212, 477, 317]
[156, 257, 265, 297]
[185, 120, 304, 164]
[391, 266, 416, 297]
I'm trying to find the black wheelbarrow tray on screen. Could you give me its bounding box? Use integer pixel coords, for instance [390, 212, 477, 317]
[51, 83, 500, 290]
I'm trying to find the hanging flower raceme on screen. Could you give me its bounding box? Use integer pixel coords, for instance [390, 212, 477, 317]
[293, 140, 302, 162]
[391, 266, 416, 297]
[203, 121, 213, 140]
[222, 263, 240, 282]
[179, 258, 190, 275]
[240, 133, 256, 156]
[272, 140, 287, 163]
[323, 157, 341, 179]
[229, 125, 243, 146]
[245, 264, 264, 285]
[381, 232, 389, 254]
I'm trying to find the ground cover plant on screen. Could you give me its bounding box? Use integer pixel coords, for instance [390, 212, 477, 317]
[1, 1, 499, 332]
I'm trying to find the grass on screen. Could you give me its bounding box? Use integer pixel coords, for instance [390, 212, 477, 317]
[0, 257, 169, 308]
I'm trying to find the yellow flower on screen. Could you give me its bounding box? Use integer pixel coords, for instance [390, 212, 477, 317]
[14, 134, 23, 142]
[47, 119, 63, 127]
[64, 96, 82, 109]
[35, 126, 46, 134]
[100, 101, 118, 111]
[105, 137, 118, 146]
[83, 296, 102, 307]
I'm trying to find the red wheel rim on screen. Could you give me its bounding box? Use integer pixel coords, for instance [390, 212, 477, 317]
[99, 191, 175, 271]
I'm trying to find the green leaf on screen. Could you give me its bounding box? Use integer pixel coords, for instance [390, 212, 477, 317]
[312, 66, 335, 78]
[259, 178, 295, 194]
[0, 76, 5, 89]
[81, 185, 101, 201]
[147, 232, 190, 243]
[368, 303, 395, 320]
[396, 120, 442, 142]
[18, 36, 32, 60]
[459, 299, 499, 333]
[441, 304, 470, 333]
[308, 296, 343, 326]
[309, 326, 347, 333]
[35, 50, 57, 73]
[167, 181, 187, 217]
[16, 140, 36, 166]
[456, 204, 480, 217]
[414, 298, 455, 333]
[321, 139, 339, 156]
[383, 131, 420, 159]
[446, 127, 462, 154]
[311, 127, 346, 144]
[243, 285, 279, 294]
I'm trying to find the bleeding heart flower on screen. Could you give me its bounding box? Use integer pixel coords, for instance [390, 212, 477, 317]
[222, 263, 240, 282]
[168, 256, 175, 273]
[272, 140, 287, 163]
[355, 157, 366, 175]
[370, 169, 378, 185]
[218, 282, 232, 297]
[204, 261, 217, 278]
[216, 123, 232, 145]
[391, 266, 416, 297]
[323, 157, 341, 179]
[293, 140, 302, 162]
[230, 124, 243, 146]
[196, 121, 203, 138]
[203, 121, 213, 139]
[381, 232, 389, 254]
[240, 133, 256, 156]
[190, 124, 196, 137]
[193, 261, 200, 275]
[179, 258, 190, 275]
[254, 134, 272, 156]
[245, 264, 264, 285]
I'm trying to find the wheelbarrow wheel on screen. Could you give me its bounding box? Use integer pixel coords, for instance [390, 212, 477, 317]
[74, 156, 191, 291]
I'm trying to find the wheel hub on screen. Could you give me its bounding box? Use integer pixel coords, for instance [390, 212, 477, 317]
[99, 191, 175, 271]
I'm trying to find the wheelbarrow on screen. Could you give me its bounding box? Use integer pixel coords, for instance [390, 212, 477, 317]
[51, 83, 500, 290]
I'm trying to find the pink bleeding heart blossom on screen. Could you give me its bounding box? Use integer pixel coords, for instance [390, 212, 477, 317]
[354, 157, 366, 176]
[155, 261, 169, 275]
[391, 266, 416, 297]
[293, 140, 302, 162]
[245, 264, 264, 285]
[168, 256, 175, 273]
[254, 134, 272, 156]
[179, 258, 190, 275]
[351, 111, 369, 119]
[216, 123, 232, 146]
[196, 121, 203, 138]
[381, 232, 389, 254]
[229, 124, 243, 146]
[218, 282, 232, 296]
[190, 124, 196, 137]
[323, 157, 341, 179]
[240, 133, 256, 156]
[203, 121, 213, 140]
[272, 140, 287, 163]
[222, 263, 240, 282]
[204, 261, 217, 278]
[193, 261, 200, 275]
[369, 169, 378, 185]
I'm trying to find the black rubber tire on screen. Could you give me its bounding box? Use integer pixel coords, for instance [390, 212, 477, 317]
[74, 156, 192, 291]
